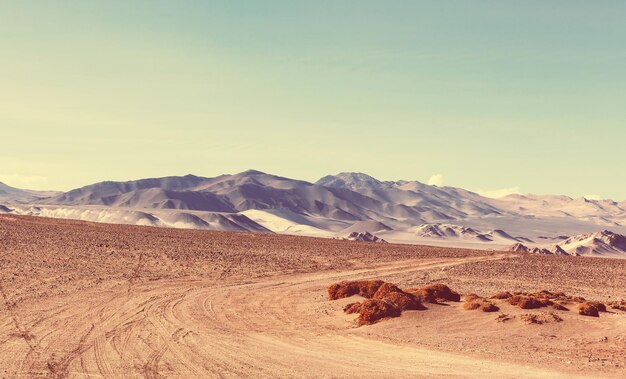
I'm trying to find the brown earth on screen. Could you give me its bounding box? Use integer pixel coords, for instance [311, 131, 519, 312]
[1, 215, 626, 378]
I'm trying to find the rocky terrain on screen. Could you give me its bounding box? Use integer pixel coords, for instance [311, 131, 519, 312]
[335, 231, 388, 243]
[1, 215, 625, 378]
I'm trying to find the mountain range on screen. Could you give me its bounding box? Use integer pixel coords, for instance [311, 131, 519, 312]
[1, 170, 625, 257]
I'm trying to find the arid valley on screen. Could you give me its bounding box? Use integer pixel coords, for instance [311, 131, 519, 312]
[1, 215, 625, 378]
[3, 2, 626, 377]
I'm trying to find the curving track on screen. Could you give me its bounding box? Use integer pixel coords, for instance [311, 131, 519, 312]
[0, 254, 579, 378]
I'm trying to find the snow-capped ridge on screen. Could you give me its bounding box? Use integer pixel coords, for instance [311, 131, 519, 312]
[410, 223, 522, 243]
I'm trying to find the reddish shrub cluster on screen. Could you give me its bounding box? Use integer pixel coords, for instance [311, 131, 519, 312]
[508, 295, 542, 309]
[357, 299, 402, 325]
[527, 290, 585, 305]
[490, 290, 613, 316]
[343, 302, 362, 314]
[464, 293, 481, 301]
[378, 291, 425, 311]
[406, 283, 461, 303]
[328, 280, 384, 300]
[551, 302, 569, 311]
[499, 290, 572, 311]
[328, 279, 432, 325]
[372, 283, 403, 299]
[463, 295, 499, 312]
[490, 291, 512, 300]
[463, 301, 481, 310]
[331, 281, 612, 325]
[501, 290, 583, 304]
[578, 303, 601, 317]
[586, 301, 606, 312]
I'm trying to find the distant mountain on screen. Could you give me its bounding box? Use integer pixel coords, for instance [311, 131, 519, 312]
[316, 172, 504, 221]
[24, 171, 626, 230]
[410, 223, 522, 243]
[39, 170, 505, 225]
[494, 194, 626, 223]
[507, 231, 626, 257]
[507, 243, 570, 256]
[317, 172, 390, 191]
[558, 230, 626, 257]
[2, 170, 625, 256]
[0, 182, 60, 203]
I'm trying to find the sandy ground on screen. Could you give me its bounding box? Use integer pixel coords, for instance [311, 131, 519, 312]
[1, 215, 625, 378]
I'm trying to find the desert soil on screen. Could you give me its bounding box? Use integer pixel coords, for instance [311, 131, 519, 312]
[1, 215, 625, 378]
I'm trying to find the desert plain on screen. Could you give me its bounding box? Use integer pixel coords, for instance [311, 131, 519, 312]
[1, 214, 625, 378]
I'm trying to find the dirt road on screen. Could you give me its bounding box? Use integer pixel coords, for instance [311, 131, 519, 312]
[1, 253, 587, 379]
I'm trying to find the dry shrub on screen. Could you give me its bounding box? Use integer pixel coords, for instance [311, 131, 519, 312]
[520, 312, 563, 324]
[411, 283, 461, 303]
[579, 303, 600, 317]
[609, 300, 626, 312]
[328, 280, 384, 300]
[464, 298, 499, 312]
[343, 302, 362, 314]
[518, 297, 541, 309]
[490, 291, 512, 300]
[481, 302, 500, 312]
[535, 290, 562, 299]
[507, 295, 521, 305]
[464, 293, 481, 302]
[372, 282, 403, 299]
[535, 290, 551, 297]
[508, 295, 542, 309]
[379, 291, 425, 311]
[534, 297, 553, 307]
[463, 301, 481, 310]
[587, 301, 606, 312]
[551, 302, 569, 311]
[525, 290, 576, 304]
[357, 299, 401, 325]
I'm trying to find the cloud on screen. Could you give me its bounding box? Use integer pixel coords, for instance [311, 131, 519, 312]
[476, 186, 521, 199]
[0, 174, 48, 188]
[427, 174, 444, 187]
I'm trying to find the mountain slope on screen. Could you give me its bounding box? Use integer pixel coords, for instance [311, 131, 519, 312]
[558, 230, 626, 257]
[43, 170, 463, 222]
[9, 170, 625, 254]
[506, 231, 626, 258]
[409, 223, 522, 243]
[0, 182, 59, 203]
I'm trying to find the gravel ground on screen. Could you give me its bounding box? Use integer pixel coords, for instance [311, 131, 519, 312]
[0, 214, 487, 303]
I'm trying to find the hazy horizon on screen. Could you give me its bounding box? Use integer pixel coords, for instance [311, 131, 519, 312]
[2, 1, 625, 199]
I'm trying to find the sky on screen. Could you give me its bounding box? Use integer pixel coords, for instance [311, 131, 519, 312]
[1, 1, 625, 200]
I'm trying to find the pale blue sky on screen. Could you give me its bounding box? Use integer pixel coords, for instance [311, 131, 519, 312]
[1, 1, 625, 199]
